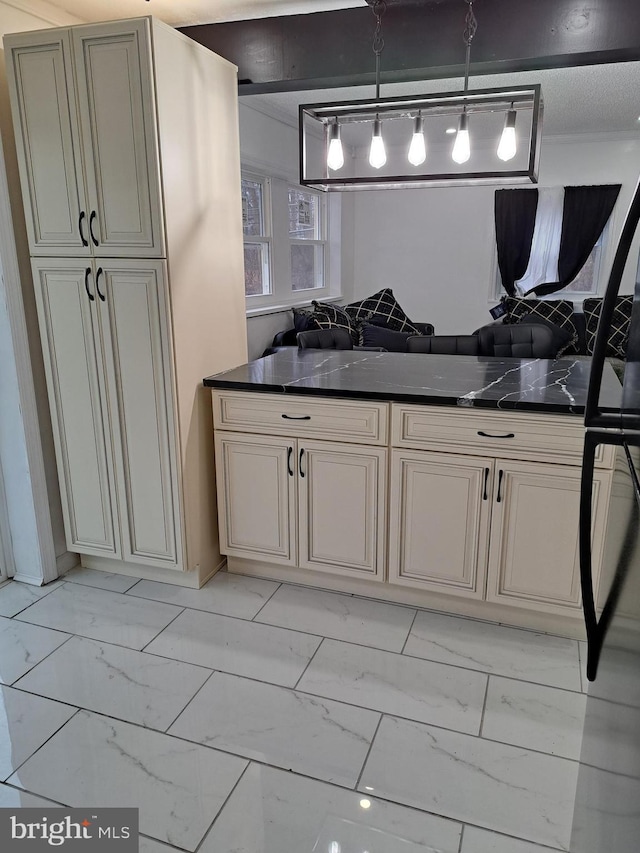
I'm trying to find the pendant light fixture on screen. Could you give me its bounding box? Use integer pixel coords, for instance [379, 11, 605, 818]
[408, 113, 426, 166]
[300, 0, 543, 190]
[497, 108, 518, 161]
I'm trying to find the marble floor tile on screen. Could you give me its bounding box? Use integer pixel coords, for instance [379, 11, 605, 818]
[359, 715, 579, 851]
[169, 671, 379, 787]
[404, 612, 582, 691]
[0, 580, 64, 618]
[62, 567, 140, 593]
[255, 584, 416, 652]
[0, 616, 70, 684]
[8, 710, 247, 852]
[16, 584, 181, 651]
[139, 838, 181, 853]
[461, 826, 563, 853]
[146, 609, 320, 687]
[126, 573, 280, 620]
[0, 782, 62, 808]
[14, 636, 211, 731]
[578, 642, 588, 693]
[201, 763, 462, 853]
[298, 639, 487, 734]
[0, 686, 76, 780]
[482, 676, 586, 760]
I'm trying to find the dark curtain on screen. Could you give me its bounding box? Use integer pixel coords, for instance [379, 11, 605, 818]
[529, 184, 621, 297]
[494, 189, 539, 297]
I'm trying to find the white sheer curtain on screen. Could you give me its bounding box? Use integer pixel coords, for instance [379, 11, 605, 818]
[515, 187, 564, 296]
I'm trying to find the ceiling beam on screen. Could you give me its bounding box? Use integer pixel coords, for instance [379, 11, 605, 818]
[180, 0, 640, 94]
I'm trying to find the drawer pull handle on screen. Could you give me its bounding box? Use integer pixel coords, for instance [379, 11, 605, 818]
[282, 414, 311, 420]
[89, 210, 99, 246]
[478, 430, 515, 439]
[84, 267, 95, 302]
[299, 447, 305, 478]
[483, 467, 489, 500]
[95, 266, 105, 302]
[496, 469, 504, 503]
[79, 211, 88, 247]
[287, 446, 293, 477]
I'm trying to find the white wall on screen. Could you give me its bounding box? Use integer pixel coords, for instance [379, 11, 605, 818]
[351, 134, 640, 335]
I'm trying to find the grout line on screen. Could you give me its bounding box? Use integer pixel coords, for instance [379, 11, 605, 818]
[190, 761, 252, 853]
[458, 822, 465, 853]
[0, 580, 66, 619]
[292, 636, 324, 690]
[249, 580, 283, 622]
[2, 707, 82, 784]
[8, 632, 75, 687]
[399, 608, 419, 654]
[353, 713, 383, 792]
[459, 822, 566, 852]
[139, 607, 187, 652]
[478, 675, 491, 737]
[161, 669, 218, 733]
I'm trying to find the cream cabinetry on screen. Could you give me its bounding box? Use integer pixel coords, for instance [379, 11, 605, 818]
[5, 20, 163, 257]
[6, 18, 248, 586]
[213, 393, 388, 581]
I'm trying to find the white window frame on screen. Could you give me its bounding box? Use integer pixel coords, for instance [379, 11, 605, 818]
[242, 172, 272, 300]
[288, 185, 327, 296]
[242, 168, 340, 315]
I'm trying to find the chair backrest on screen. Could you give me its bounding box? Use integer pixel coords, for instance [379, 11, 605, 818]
[297, 328, 354, 350]
[406, 334, 480, 355]
[477, 323, 556, 358]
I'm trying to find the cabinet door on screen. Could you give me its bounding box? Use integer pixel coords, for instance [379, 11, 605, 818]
[5, 30, 89, 255]
[298, 442, 387, 580]
[97, 261, 180, 568]
[31, 260, 120, 556]
[214, 432, 297, 565]
[486, 460, 610, 615]
[72, 20, 164, 256]
[388, 449, 493, 598]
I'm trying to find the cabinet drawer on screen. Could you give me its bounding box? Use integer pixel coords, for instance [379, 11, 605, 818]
[391, 404, 614, 468]
[213, 391, 388, 445]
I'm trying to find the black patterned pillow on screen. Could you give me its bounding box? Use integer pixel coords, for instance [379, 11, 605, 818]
[583, 296, 633, 358]
[291, 306, 317, 334]
[504, 298, 579, 354]
[311, 301, 361, 343]
[345, 288, 420, 334]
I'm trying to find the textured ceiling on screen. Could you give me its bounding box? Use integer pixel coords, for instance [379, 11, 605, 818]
[242, 63, 640, 138]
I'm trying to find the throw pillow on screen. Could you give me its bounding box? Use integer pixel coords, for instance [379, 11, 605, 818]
[311, 301, 360, 344]
[360, 323, 415, 352]
[516, 313, 576, 358]
[291, 306, 318, 334]
[345, 288, 420, 334]
[504, 297, 579, 354]
[583, 296, 633, 358]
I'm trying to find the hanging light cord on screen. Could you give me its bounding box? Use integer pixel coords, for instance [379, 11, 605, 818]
[462, 0, 477, 95]
[371, 0, 387, 101]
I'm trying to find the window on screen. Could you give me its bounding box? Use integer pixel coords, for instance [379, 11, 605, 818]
[242, 171, 336, 311]
[241, 175, 271, 297]
[288, 188, 325, 292]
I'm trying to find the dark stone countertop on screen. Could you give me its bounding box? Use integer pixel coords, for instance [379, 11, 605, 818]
[203, 350, 623, 415]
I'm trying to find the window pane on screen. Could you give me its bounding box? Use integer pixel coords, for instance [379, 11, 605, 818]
[562, 246, 598, 294]
[244, 243, 270, 296]
[291, 243, 323, 291]
[242, 179, 264, 237]
[289, 189, 320, 239]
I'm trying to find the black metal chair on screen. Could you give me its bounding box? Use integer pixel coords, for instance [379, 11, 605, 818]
[477, 323, 557, 358]
[406, 334, 480, 355]
[297, 328, 354, 350]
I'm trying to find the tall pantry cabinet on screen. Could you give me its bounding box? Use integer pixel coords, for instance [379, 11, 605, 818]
[4, 17, 248, 586]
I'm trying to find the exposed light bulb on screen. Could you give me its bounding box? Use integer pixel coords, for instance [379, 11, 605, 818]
[327, 121, 344, 170]
[369, 117, 386, 169]
[497, 109, 517, 161]
[407, 114, 426, 166]
[452, 112, 470, 164]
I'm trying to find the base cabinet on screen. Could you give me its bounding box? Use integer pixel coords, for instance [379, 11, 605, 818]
[215, 432, 386, 581]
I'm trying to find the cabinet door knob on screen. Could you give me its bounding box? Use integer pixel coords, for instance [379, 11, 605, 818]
[496, 469, 504, 503]
[95, 267, 106, 302]
[299, 448, 305, 478]
[89, 211, 99, 246]
[282, 414, 311, 421]
[84, 267, 95, 302]
[483, 467, 489, 500]
[477, 431, 515, 439]
[287, 446, 293, 477]
[79, 211, 89, 247]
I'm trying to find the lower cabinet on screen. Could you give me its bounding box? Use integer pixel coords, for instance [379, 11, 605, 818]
[389, 449, 611, 617]
[214, 432, 387, 580]
[32, 257, 181, 569]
